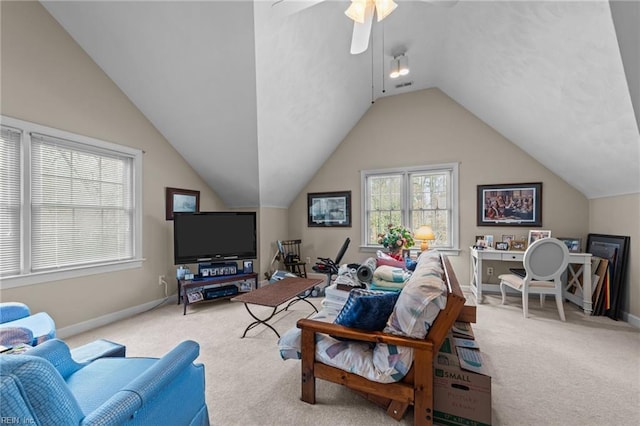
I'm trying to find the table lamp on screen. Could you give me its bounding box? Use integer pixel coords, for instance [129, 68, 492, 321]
[415, 225, 435, 252]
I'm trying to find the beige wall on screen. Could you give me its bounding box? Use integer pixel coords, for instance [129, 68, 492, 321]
[0, 1, 227, 328]
[289, 88, 596, 304]
[257, 207, 288, 281]
[589, 194, 639, 319]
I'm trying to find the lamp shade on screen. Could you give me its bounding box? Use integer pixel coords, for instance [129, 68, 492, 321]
[415, 225, 435, 252]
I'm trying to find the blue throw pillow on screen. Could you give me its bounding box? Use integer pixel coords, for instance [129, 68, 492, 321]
[405, 257, 417, 271]
[334, 289, 400, 333]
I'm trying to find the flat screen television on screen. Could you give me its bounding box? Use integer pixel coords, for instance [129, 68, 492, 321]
[173, 211, 257, 264]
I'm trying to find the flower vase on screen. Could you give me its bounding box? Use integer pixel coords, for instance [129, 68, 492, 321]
[388, 248, 404, 261]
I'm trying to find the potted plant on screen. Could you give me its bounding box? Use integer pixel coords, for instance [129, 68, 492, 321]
[377, 224, 415, 260]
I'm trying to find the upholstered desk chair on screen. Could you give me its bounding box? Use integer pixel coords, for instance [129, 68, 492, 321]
[498, 237, 570, 321]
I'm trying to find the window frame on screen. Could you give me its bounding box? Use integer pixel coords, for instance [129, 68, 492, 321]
[360, 163, 460, 255]
[0, 115, 144, 289]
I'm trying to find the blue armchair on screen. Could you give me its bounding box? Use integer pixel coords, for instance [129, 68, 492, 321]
[0, 338, 209, 425]
[0, 302, 56, 346]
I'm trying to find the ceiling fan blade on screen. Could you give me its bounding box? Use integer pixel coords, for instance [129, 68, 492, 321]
[417, 0, 459, 8]
[270, 0, 326, 19]
[350, 1, 375, 54]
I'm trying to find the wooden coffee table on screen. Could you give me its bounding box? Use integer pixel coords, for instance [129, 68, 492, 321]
[231, 277, 323, 338]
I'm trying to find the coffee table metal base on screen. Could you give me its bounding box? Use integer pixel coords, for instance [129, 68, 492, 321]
[240, 296, 318, 338]
[232, 277, 323, 338]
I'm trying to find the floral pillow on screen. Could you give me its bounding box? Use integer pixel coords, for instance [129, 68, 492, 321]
[384, 250, 447, 339]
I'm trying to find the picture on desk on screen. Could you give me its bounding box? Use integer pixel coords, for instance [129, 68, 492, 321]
[558, 237, 581, 253]
[495, 241, 510, 250]
[501, 234, 515, 244]
[527, 230, 551, 246]
[510, 240, 527, 251]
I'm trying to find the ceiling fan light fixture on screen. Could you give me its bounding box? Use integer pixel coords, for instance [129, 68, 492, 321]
[390, 54, 408, 79]
[398, 54, 409, 76]
[374, 0, 398, 22]
[345, 0, 367, 24]
[389, 57, 400, 79]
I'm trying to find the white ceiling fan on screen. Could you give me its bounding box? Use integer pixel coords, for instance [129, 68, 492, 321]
[272, 0, 459, 55]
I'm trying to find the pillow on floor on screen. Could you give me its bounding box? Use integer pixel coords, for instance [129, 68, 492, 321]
[334, 289, 399, 333]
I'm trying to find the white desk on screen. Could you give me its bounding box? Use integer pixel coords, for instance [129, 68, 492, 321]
[470, 247, 593, 314]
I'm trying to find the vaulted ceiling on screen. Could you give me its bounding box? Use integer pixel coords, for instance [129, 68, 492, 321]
[42, 0, 639, 208]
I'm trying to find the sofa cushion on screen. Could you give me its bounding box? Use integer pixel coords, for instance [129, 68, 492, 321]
[334, 289, 399, 333]
[66, 358, 156, 414]
[384, 250, 447, 339]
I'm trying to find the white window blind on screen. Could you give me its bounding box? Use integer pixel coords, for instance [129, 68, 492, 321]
[30, 133, 134, 271]
[0, 126, 22, 276]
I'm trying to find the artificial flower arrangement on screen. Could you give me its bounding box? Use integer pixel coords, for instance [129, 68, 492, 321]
[377, 224, 415, 259]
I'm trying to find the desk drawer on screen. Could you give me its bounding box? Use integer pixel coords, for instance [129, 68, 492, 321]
[502, 253, 523, 262]
[480, 251, 502, 260]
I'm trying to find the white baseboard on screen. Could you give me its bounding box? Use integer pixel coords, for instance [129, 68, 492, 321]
[57, 295, 178, 339]
[621, 311, 640, 328]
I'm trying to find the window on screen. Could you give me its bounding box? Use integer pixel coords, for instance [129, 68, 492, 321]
[361, 163, 459, 252]
[0, 116, 143, 288]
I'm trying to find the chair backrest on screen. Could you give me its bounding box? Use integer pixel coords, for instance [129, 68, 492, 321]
[0, 355, 84, 424]
[279, 240, 302, 263]
[524, 237, 570, 281]
[334, 238, 351, 265]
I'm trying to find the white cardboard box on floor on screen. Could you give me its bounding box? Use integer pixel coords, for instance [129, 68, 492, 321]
[433, 347, 492, 425]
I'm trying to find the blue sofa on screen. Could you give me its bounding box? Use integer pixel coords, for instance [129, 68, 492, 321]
[0, 338, 209, 425]
[0, 302, 56, 346]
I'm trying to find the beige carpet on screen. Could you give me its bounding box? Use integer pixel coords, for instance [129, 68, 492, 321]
[64, 294, 640, 425]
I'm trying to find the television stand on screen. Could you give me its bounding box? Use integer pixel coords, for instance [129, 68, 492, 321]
[178, 273, 258, 315]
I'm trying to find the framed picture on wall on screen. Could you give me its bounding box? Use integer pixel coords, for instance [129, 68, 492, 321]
[477, 182, 542, 227]
[307, 191, 352, 227]
[166, 187, 200, 220]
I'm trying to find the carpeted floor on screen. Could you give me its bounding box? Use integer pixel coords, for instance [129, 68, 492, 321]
[64, 293, 640, 425]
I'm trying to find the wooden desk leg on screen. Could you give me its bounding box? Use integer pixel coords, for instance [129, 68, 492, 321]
[300, 328, 316, 404]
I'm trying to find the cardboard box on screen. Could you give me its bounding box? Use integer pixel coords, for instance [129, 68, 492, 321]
[433, 350, 492, 425]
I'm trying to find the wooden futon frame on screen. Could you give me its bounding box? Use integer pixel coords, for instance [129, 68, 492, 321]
[297, 254, 467, 425]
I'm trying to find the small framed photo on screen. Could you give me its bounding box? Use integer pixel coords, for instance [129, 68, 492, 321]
[166, 187, 200, 220]
[307, 191, 352, 227]
[243, 260, 253, 274]
[484, 235, 494, 248]
[495, 241, 510, 251]
[510, 240, 527, 251]
[502, 234, 515, 244]
[559, 237, 581, 253]
[528, 230, 551, 246]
